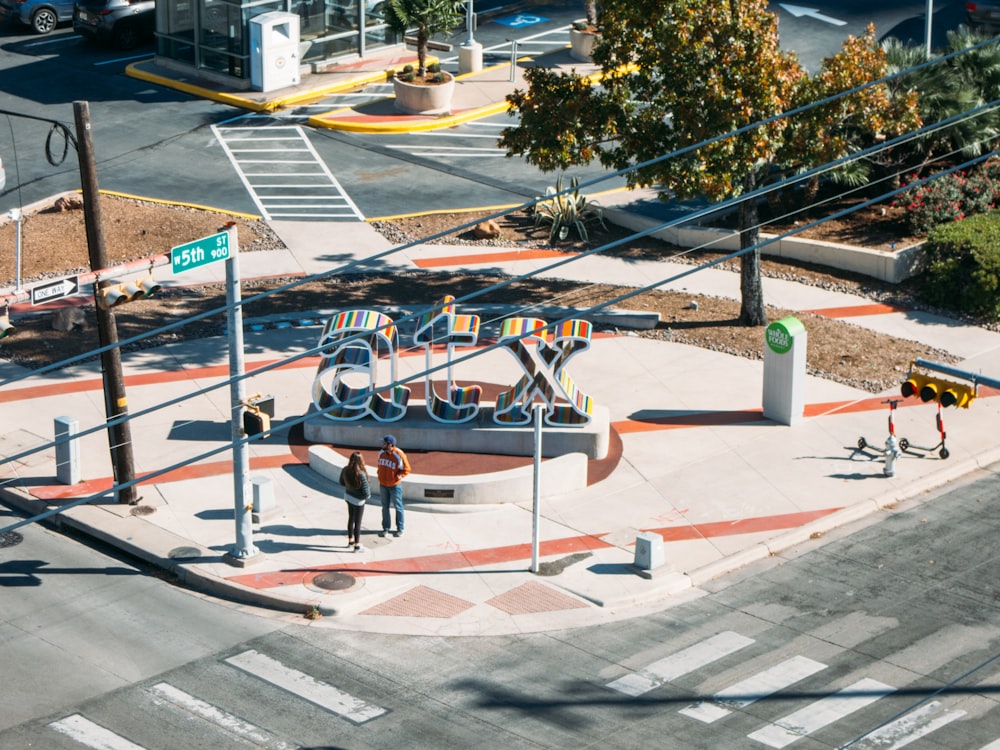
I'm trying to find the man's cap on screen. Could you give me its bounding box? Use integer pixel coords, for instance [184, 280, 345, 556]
[382, 435, 397, 446]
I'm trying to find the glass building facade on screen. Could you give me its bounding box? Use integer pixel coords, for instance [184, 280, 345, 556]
[155, 0, 398, 82]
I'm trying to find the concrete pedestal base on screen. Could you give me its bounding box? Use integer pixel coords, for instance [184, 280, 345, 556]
[458, 42, 483, 74]
[303, 402, 610, 460]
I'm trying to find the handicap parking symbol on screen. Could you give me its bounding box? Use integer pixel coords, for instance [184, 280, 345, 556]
[494, 13, 548, 27]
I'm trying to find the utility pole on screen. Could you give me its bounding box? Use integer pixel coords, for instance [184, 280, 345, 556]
[73, 100, 138, 505]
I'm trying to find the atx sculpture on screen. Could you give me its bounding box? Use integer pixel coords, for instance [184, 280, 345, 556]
[311, 296, 595, 427]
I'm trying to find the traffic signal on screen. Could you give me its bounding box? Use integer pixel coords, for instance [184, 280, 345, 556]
[95, 277, 161, 310]
[243, 407, 270, 436]
[901, 371, 976, 408]
[242, 393, 275, 436]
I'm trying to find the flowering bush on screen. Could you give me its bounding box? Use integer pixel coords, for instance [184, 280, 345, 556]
[894, 159, 1000, 235]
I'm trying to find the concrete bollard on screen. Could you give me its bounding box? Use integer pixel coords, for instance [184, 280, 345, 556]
[630, 532, 665, 579]
[251, 475, 277, 523]
[54, 416, 80, 485]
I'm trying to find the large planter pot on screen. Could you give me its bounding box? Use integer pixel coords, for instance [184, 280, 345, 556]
[569, 24, 599, 62]
[393, 74, 456, 115]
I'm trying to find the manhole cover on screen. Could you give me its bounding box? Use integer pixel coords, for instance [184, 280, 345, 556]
[311, 572, 356, 591]
[130, 505, 156, 516]
[168, 546, 203, 559]
[0, 531, 23, 548]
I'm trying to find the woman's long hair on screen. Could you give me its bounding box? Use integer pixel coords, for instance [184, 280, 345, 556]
[346, 451, 366, 485]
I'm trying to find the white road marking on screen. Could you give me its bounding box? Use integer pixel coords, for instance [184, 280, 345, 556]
[225, 649, 387, 724]
[851, 701, 966, 749]
[49, 714, 146, 750]
[148, 682, 291, 749]
[607, 631, 755, 697]
[212, 124, 363, 220]
[680, 655, 826, 723]
[747, 677, 895, 748]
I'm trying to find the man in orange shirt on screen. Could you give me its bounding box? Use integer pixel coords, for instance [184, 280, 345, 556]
[377, 435, 410, 537]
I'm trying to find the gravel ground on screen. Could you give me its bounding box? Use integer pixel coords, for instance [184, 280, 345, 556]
[0, 194, 962, 393]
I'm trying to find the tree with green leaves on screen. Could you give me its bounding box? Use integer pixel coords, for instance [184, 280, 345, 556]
[383, 0, 464, 76]
[501, 1, 915, 326]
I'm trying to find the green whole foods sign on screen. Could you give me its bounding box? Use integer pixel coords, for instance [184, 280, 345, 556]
[765, 316, 804, 355]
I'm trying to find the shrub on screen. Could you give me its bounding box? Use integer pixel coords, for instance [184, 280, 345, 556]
[427, 62, 440, 73]
[921, 211, 1000, 319]
[532, 175, 605, 242]
[895, 158, 1000, 235]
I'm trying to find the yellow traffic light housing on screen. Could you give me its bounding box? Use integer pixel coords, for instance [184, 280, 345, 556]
[901, 365, 976, 408]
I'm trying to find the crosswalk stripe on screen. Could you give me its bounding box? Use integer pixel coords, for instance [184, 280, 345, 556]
[850, 701, 966, 749]
[679, 655, 827, 724]
[747, 677, 895, 748]
[49, 714, 146, 750]
[225, 649, 387, 724]
[979, 739, 1000, 749]
[607, 631, 755, 697]
[148, 682, 292, 749]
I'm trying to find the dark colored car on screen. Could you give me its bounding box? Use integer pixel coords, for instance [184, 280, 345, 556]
[966, 1, 1000, 31]
[73, 0, 154, 49]
[0, 0, 74, 34]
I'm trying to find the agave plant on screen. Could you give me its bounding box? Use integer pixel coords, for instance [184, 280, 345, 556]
[533, 175, 606, 242]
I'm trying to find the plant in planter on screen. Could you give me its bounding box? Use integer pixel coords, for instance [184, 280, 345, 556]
[533, 175, 606, 242]
[384, 0, 464, 113]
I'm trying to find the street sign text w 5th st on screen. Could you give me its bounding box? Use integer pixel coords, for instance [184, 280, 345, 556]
[171, 232, 230, 274]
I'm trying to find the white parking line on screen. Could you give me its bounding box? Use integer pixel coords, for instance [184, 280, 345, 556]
[49, 714, 146, 750]
[747, 677, 895, 748]
[607, 631, 756, 697]
[680, 655, 827, 724]
[148, 682, 292, 749]
[225, 649, 387, 724]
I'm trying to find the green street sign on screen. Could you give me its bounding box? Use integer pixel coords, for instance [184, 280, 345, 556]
[171, 231, 230, 274]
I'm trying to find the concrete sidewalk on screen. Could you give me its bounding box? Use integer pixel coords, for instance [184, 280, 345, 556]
[4, 215, 1000, 636]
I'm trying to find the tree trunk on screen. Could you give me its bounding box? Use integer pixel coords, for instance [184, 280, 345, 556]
[417, 29, 428, 75]
[738, 172, 767, 327]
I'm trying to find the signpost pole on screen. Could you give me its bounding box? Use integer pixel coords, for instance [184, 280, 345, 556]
[221, 223, 259, 564]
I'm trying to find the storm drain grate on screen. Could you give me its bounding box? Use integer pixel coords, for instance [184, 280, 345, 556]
[311, 572, 357, 591]
[0, 531, 23, 548]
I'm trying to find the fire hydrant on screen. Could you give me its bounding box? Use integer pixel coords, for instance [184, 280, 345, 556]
[883, 434, 901, 477]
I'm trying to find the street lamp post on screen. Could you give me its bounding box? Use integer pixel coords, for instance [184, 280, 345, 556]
[458, 0, 482, 74]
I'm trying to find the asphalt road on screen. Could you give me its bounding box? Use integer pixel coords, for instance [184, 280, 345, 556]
[3, 459, 1000, 747]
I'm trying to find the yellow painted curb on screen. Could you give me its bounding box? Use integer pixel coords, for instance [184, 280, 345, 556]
[97, 189, 262, 220]
[367, 203, 522, 222]
[125, 61, 274, 112]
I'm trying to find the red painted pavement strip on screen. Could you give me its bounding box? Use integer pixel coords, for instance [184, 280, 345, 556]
[803, 302, 909, 318]
[414, 249, 574, 269]
[225, 507, 843, 590]
[0, 356, 320, 404]
[29, 453, 304, 500]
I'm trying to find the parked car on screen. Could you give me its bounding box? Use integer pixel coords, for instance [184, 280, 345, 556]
[966, 1, 1000, 31]
[0, 154, 6, 194]
[0, 0, 74, 34]
[73, 0, 154, 49]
